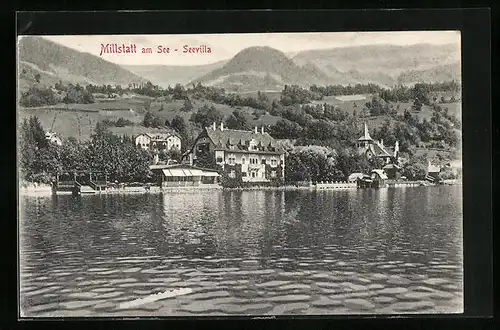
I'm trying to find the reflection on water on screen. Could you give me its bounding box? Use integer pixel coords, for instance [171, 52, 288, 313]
[19, 186, 463, 316]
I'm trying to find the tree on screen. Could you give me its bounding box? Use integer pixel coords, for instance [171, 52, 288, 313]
[190, 105, 223, 128]
[173, 83, 187, 100]
[34, 73, 41, 83]
[19, 86, 58, 107]
[335, 150, 371, 179]
[18, 116, 62, 183]
[225, 110, 249, 130]
[285, 146, 341, 183]
[171, 115, 187, 137]
[143, 112, 155, 127]
[195, 151, 217, 170]
[152, 116, 164, 128]
[180, 98, 194, 112]
[268, 119, 303, 139]
[403, 160, 427, 180]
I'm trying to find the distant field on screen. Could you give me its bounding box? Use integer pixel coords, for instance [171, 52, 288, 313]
[18, 107, 143, 141]
[149, 99, 281, 127]
[17, 89, 461, 142]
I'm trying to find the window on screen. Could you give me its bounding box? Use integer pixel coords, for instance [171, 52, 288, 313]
[271, 171, 277, 178]
[216, 157, 223, 163]
[242, 172, 247, 177]
[242, 157, 246, 164]
[261, 158, 266, 165]
[229, 170, 236, 178]
[251, 172, 256, 178]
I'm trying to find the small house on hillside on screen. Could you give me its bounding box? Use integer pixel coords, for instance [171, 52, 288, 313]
[135, 132, 181, 152]
[45, 132, 63, 146]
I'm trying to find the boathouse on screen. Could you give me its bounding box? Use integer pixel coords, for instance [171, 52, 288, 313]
[371, 169, 388, 188]
[150, 164, 220, 187]
[382, 163, 402, 180]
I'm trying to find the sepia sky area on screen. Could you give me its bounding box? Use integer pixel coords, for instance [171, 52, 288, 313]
[32, 31, 460, 66]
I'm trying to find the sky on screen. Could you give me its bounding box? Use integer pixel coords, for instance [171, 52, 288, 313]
[40, 31, 460, 66]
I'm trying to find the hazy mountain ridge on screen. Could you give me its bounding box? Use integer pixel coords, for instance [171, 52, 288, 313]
[292, 43, 460, 77]
[191, 46, 332, 91]
[18, 36, 145, 87]
[397, 62, 461, 85]
[18, 38, 461, 94]
[124, 61, 227, 88]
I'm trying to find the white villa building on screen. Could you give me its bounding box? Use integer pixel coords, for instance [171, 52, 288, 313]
[135, 132, 182, 152]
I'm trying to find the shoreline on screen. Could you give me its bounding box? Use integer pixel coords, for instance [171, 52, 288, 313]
[18, 182, 462, 196]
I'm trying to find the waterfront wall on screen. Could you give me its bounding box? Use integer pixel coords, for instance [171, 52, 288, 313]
[315, 181, 357, 190]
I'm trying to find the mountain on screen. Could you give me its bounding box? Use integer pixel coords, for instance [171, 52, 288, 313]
[18, 36, 145, 89]
[124, 61, 227, 88]
[397, 62, 461, 85]
[191, 46, 332, 91]
[293, 43, 461, 84]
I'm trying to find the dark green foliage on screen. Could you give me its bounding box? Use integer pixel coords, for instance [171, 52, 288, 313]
[285, 146, 342, 183]
[18, 116, 61, 183]
[218, 164, 243, 188]
[143, 112, 155, 127]
[180, 98, 194, 112]
[19, 86, 59, 107]
[268, 119, 303, 139]
[194, 150, 217, 170]
[115, 117, 134, 127]
[62, 84, 94, 104]
[225, 110, 250, 130]
[265, 164, 284, 186]
[171, 115, 187, 136]
[190, 104, 224, 128]
[335, 149, 372, 180]
[403, 159, 427, 180]
[280, 85, 323, 105]
[18, 116, 154, 184]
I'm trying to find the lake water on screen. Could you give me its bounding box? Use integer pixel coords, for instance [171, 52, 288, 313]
[19, 186, 463, 317]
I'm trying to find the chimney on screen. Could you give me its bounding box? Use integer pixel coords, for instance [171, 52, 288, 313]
[254, 126, 258, 134]
[189, 153, 193, 166]
[220, 122, 224, 131]
[212, 122, 216, 131]
[261, 126, 264, 134]
[380, 139, 384, 147]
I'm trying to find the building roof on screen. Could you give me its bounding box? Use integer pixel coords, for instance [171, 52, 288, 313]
[383, 163, 401, 170]
[371, 169, 389, 180]
[427, 161, 441, 173]
[348, 173, 365, 181]
[138, 132, 180, 140]
[368, 143, 392, 158]
[150, 163, 218, 173]
[201, 126, 284, 155]
[358, 122, 373, 141]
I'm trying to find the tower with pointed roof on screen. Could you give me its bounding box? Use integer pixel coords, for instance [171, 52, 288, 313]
[357, 122, 398, 165]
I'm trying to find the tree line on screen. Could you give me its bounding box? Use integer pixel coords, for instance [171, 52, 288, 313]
[19, 116, 155, 184]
